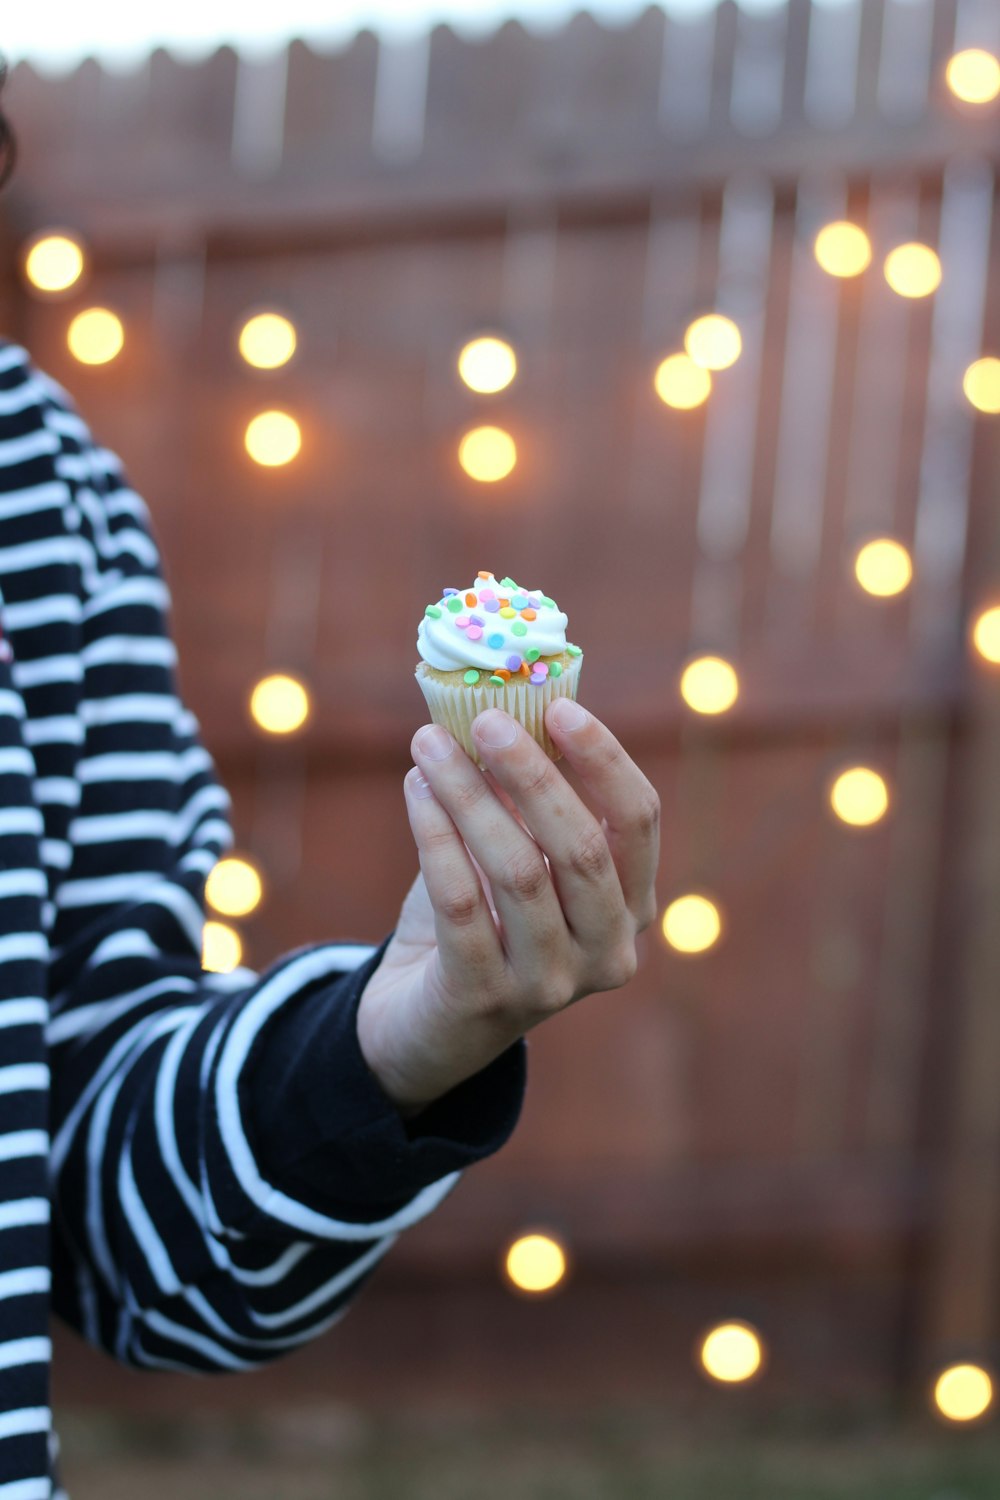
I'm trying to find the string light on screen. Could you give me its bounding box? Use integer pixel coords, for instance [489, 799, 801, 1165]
[457, 336, 517, 394]
[250, 673, 311, 734]
[854, 538, 913, 598]
[206, 857, 263, 918]
[684, 315, 742, 371]
[661, 894, 722, 955]
[245, 410, 302, 467]
[458, 425, 517, 482]
[699, 1322, 764, 1384]
[503, 1233, 568, 1296]
[963, 357, 1000, 414]
[238, 312, 297, 370]
[883, 243, 941, 299]
[829, 767, 889, 827]
[202, 921, 242, 974]
[67, 308, 124, 366]
[654, 353, 711, 409]
[971, 606, 1000, 665]
[933, 1364, 994, 1423]
[813, 221, 872, 278]
[680, 656, 739, 714]
[23, 230, 85, 293]
[945, 49, 1000, 104]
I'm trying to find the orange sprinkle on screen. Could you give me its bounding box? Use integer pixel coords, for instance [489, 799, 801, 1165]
[477, 570, 491, 580]
[495, 668, 512, 680]
[520, 608, 537, 621]
[465, 592, 477, 607]
[498, 598, 509, 607]
[519, 662, 531, 677]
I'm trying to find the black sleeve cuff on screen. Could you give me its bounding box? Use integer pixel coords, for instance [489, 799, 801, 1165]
[241, 935, 528, 1220]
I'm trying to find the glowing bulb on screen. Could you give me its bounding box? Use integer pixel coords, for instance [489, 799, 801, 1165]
[503, 1234, 568, 1295]
[250, 673, 310, 734]
[963, 357, 1000, 414]
[972, 605, 1000, 664]
[945, 49, 1000, 105]
[854, 539, 913, 598]
[933, 1364, 993, 1423]
[67, 308, 124, 366]
[813, 221, 872, 279]
[23, 231, 85, 293]
[661, 894, 722, 955]
[238, 312, 297, 370]
[202, 921, 242, 974]
[457, 336, 517, 394]
[884, 243, 941, 299]
[245, 410, 302, 467]
[206, 857, 263, 918]
[829, 767, 889, 827]
[684, 314, 742, 371]
[654, 353, 711, 410]
[458, 425, 517, 482]
[699, 1323, 764, 1384]
[680, 656, 739, 714]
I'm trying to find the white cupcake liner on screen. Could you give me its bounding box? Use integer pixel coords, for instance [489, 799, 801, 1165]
[415, 655, 583, 764]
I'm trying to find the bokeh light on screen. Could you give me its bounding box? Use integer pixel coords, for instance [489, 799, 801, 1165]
[250, 673, 311, 734]
[202, 921, 242, 974]
[67, 308, 125, 366]
[933, 1363, 994, 1423]
[238, 312, 297, 370]
[503, 1233, 568, 1295]
[680, 655, 740, 714]
[23, 231, 85, 294]
[813, 221, 872, 278]
[245, 410, 302, 467]
[654, 353, 712, 409]
[661, 894, 722, 955]
[883, 243, 941, 299]
[829, 767, 889, 827]
[945, 49, 1000, 105]
[972, 605, 1000, 665]
[206, 856, 263, 918]
[963, 357, 1000, 414]
[684, 314, 742, 371]
[457, 336, 517, 393]
[854, 538, 913, 598]
[458, 425, 517, 482]
[699, 1322, 764, 1384]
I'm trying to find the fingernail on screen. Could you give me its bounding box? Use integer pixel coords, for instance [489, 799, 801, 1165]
[415, 724, 454, 761]
[406, 767, 434, 799]
[549, 697, 588, 731]
[474, 709, 518, 749]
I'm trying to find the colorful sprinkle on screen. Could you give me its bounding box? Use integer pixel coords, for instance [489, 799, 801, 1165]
[487, 632, 505, 649]
[541, 596, 555, 609]
[480, 589, 496, 601]
[567, 643, 582, 656]
[495, 668, 512, 680]
[505, 654, 523, 672]
[519, 662, 531, 677]
[530, 670, 546, 684]
[463, 669, 480, 685]
[455, 615, 470, 629]
[520, 608, 537, 621]
[511, 594, 528, 609]
[533, 661, 549, 677]
[500, 606, 516, 619]
[425, 605, 442, 618]
[442, 588, 459, 597]
[500, 577, 517, 590]
[465, 592, 477, 607]
[483, 599, 501, 613]
[469, 614, 484, 627]
[489, 674, 506, 686]
[466, 625, 484, 641]
[550, 662, 563, 678]
[528, 596, 541, 608]
[446, 597, 463, 613]
[498, 598, 510, 607]
[477, 570, 492, 581]
[525, 647, 541, 663]
[511, 621, 528, 637]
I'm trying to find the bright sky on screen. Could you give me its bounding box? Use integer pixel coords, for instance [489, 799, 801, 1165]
[5, 0, 796, 72]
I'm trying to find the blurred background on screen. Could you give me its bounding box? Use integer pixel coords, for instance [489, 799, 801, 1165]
[4, 0, 1000, 1494]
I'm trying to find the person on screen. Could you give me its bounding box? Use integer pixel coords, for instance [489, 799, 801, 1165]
[0, 69, 660, 1498]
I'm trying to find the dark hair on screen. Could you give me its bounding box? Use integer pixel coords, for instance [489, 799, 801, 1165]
[0, 59, 16, 192]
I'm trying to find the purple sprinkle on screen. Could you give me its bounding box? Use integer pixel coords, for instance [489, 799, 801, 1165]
[470, 614, 484, 627]
[483, 599, 501, 613]
[442, 587, 459, 596]
[527, 595, 541, 608]
[530, 670, 546, 684]
[506, 654, 523, 672]
[455, 615, 470, 629]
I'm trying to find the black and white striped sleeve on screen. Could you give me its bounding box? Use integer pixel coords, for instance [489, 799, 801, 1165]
[29, 364, 526, 1373]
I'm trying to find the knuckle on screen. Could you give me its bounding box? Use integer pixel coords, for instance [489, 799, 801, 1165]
[567, 827, 612, 883]
[635, 786, 661, 840]
[498, 851, 551, 904]
[449, 774, 490, 818]
[518, 756, 557, 801]
[596, 943, 639, 991]
[438, 883, 484, 927]
[636, 896, 658, 933]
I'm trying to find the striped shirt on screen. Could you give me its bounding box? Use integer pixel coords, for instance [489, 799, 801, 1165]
[0, 341, 526, 1497]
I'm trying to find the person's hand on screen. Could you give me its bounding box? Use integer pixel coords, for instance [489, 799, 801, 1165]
[355, 698, 660, 1116]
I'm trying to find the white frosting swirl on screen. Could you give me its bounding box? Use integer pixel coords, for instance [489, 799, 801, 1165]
[416, 572, 573, 673]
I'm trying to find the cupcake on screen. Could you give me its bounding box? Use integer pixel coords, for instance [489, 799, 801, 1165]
[415, 571, 583, 764]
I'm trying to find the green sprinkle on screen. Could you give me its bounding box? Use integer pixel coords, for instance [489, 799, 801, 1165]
[566, 643, 582, 657]
[525, 647, 541, 663]
[550, 662, 563, 678]
[489, 674, 505, 686]
[500, 576, 518, 590]
[425, 604, 442, 619]
[463, 669, 480, 685]
[541, 596, 556, 609]
[446, 598, 463, 614]
[511, 621, 528, 637]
